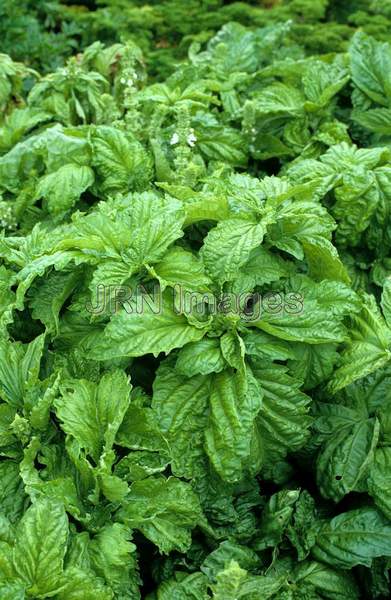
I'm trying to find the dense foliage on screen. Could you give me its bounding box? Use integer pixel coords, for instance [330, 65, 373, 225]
[2, 1, 391, 598]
